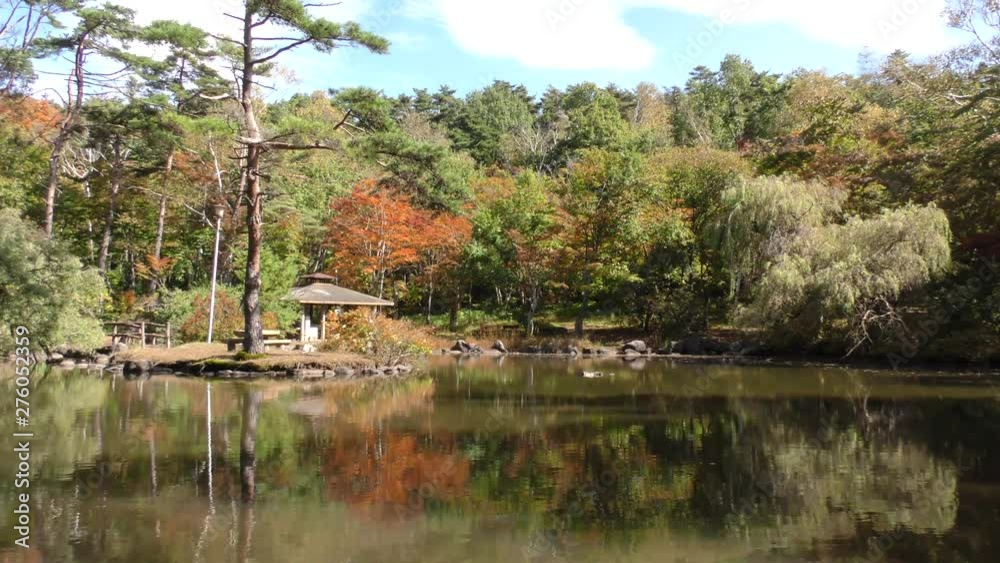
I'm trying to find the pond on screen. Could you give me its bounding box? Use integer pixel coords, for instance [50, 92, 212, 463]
[1, 357, 999, 562]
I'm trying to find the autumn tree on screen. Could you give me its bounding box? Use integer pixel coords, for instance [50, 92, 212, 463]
[327, 181, 421, 299]
[470, 172, 561, 335]
[413, 211, 471, 324]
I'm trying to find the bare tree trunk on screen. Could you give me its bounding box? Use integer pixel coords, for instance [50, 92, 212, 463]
[526, 285, 540, 337]
[97, 140, 126, 278]
[44, 135, 67, 237]
[83, 178, 95, 263]
[575, 295, 587, 337]
[96, 199, 114, 277]
[150, 152, 173, 294]
[449, 296, 460, 332]
[425, 273, 434, 324]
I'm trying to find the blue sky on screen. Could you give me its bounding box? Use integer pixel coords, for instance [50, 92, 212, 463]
[304, 5, 869, 96]
[32, 0, 971, 100]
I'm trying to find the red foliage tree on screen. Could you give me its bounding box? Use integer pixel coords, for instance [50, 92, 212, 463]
[413, 211, 472, 322]
[327, 180, 423, 298]
[327, 180, 471, 313]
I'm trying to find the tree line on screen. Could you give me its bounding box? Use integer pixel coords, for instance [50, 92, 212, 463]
[0, 0, 997, 361]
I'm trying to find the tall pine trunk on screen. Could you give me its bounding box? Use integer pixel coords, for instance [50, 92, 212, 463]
[239, 7, 264, 353]
[242, 145, 264, 353]
[45, 32, 88, 237]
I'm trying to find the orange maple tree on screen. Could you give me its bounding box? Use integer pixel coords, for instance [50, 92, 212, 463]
[328, 180, 423, 298]
[327, 180, 471, 307]
[413, 211, 472, 321]
[0, 96, 61, 139]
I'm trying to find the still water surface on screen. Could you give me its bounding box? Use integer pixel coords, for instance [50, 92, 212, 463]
[1, 357, 999, 562]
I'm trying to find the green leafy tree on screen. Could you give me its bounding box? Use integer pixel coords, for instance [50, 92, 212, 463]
[0, 208, 105, 352]
[334, 86, 475, 210]
[219, 0, 388, 353]
[35, 1, 151, 237]
[458, 80, 537, 168]
[0, 0, 77, 94]
[556, 82, 629, 159]
[471, 172, 562, 334]
[673, 55, 789, 150]
[559, 148, 649, 334]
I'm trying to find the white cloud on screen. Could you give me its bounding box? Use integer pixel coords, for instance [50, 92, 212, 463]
[649, 0, 959, 54]
[423, 0, 656, 71]
[411, 0, 963, 71]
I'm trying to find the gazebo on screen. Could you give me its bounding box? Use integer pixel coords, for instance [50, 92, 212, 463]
[285, 273, 394, 342]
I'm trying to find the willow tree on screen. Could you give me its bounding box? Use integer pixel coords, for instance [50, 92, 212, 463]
[743, 204, 952, 354]
[222, 1, 387, 352]
[708, 175, 844, 302]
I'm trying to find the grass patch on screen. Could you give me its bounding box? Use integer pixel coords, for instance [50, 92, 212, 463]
[234, 351, 267, 361]
[122, 342, 375, 369]
[411, 310, 518, 335]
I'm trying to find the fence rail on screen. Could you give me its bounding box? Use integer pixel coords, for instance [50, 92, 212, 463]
[104, 320, 172, 348]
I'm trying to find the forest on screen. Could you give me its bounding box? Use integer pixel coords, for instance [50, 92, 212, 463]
[0, 0, 998, 363]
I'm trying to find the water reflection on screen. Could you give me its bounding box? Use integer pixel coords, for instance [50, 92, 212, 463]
[0, 358, 998, 562]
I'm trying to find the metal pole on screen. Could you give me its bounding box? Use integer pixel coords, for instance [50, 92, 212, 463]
[207, 208, 224, 343]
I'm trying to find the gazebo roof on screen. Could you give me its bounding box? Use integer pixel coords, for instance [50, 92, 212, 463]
[300, 272, 336, 281]
[286, 283, 394, 306]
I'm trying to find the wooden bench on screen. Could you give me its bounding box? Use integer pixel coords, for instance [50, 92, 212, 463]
[227, 339, 293, 352]
[226, 330, 291, 352]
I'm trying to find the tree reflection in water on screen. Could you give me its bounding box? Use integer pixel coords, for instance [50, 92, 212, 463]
[0, 359, 998, 563]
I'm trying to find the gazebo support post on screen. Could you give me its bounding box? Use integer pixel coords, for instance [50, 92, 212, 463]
[300, 305, 308, 342]
[320, 305, 327, 341]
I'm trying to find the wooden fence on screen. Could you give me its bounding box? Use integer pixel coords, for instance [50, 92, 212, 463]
[105, 321, 172, 348]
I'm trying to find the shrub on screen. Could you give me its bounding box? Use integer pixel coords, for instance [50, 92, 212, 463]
[0, 209, 106, 353]
[160, 287, 244, 343]
[324, 309, 435, 365]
